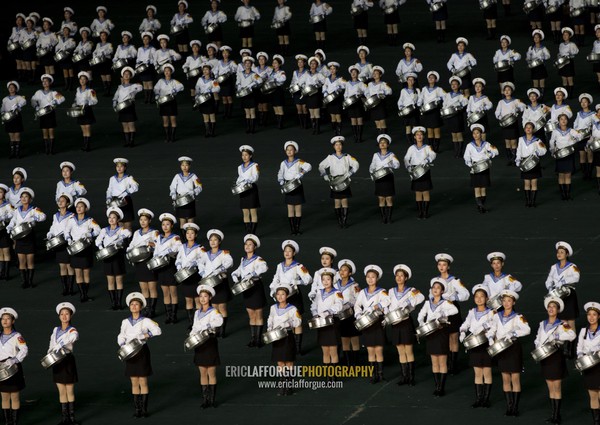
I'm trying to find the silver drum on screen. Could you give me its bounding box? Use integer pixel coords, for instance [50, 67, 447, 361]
[420, 100, 441, 114]
[370, 167, 393, 181]
[126, 246, 153, 263]
[494, 60, 512, 72]
[114, 99, 134, 113]
[363, 95, 383, 111]
[322, 91, 342, 106]
[398, 104, 416, 117]
[519, 154, 540, 172]
[336, 308, 354, 320]
[533, 115, 548, 133]
[231, 276, 259, 296]
[523, 0, 541, 13]
[20, 39, 35, 50]
[430, 2, 444, 12]
[36, 47, 51, 58]
[383, 308, 410, 326]
[146, 256, 170, 271]
[231, 181, 252, 195]
[575, 352, 600, 373]
[329, 175, 351, 192]
[0, 363, 18, 382]
[384, 6, 398, 14]
[571, 7, 585, 16]
[552, 145, 575, 159]
[440, 105, 461, 119]
[54, 50, 72, 62]
[480, 0, 497, 9]
[66, 107, 85, 118]
[350, 4, 362, 15]
[487, 338, 515, 357]
[216, 72, 233, 84]
[546, 4, 558, 13]
[95, 245, 120, 261]
[301, 85, 319, 97]
[135, 63, 150, 74]
[588, 138, 600, 152]
[579, 127, 592, 139]
[546, 285, 573, 299]
[184, 330, 213, 350]
[112, 59, 128, 71]
[487, 294, 503, 310]
[281, 179, 302, 194]
[270, 21, 284, 29]
[238, 20, 253, 28]
[415, 319, 446, 339]
[1, 111, 19, 124]
[89, 55, 106, 66]
[499, 113, 518, 128]
[205, 23, 219, 34]
[236, 87, 253, 98]
[531, 341, 562, 362]
[544, 121, 558, 134]
[463, 332, 488, 351]
[45, 234, 67, 251]
[157, 94, 175, 105]
[288, 83, 302, 95]
[40, 347, 70, 369]
[309, 15, 325, 24]
[193, 93, 213, 108]
[10, 222, 34, 240]
[174, 267, 198, 284]
[199, 272, 227, 288]
[343, 95, 361, 109]
[587, 53, 600, 63]
[7, 41, 19, 52]
[67, 238, 92, 256]
[453, 65, 472, 78]
[354, 311, 382, 331]
[308, 316, 335, 330]
[170, 24, 186, 35]
[409, 163, 431, 180]
[35, 105, 55, 119]
[467, 110, 486, 126]
[71, 52, 87, 63]
[262, 328, 288, 345]
[174, 193, 195, 207]
[117, 339, 144, 362]
[261, 81, 278, 95]
[527, 58, 544, 69]
[186, 68, 201, 79]
[553, 56, 571, 69]
[470, 159, 491, 174]
[107, 197, 127, 208]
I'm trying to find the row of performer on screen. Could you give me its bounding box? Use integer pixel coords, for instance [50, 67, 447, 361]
[0, 243, 597, 423]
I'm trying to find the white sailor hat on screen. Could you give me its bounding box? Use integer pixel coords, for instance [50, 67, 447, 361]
[25, 15, 36, 24]
[207, 229, 224, 241]
[472, 77, 486, 86]
[561, 27, 574, 36]
[256, 51, 269, 61]
[338, 259, 356, 274]
[113, 157, 129, 165]
[96, 6, 107, 13]
[405, 72, 417, 80]
[0, 308, 18, 320]
[12, 167, 27, 180]
[554, 87, 568, 98]
[61, 25, 71, 32]
[42, 17, 54, 26]
[412, 126, 426, 134]
[330, 135, 345, 145]
[501, 82, 515, 91]
[281, 239, 299, 254]
[274, 283, 293, 294]
[240, 48, 252, 56]
[544, 296, 564, 312]
[30, 12, 41, 20]
[284, 141, 299, 152]
[202, 62, 212, 69]
[327, 61, 340, 68]
[239, 144, 254, 153]
[314, 49, 326, 60]
[393, 264, 412, 280]
[527, 88, 540, 97]
[0, 184, 8, 193]
[74, 197, 90, 210]
[500, 34, 512, 44]
[429, 278, 446, 290]
[427, 71, 439, 80]
[56, 302, 76, 315]
[435, 253, 454, 263]
[41, 74, 54, 83]
[372, 66, 385, 75]
[189, 40, 202, 48]
[126, 292, 147, 308]
[121, 31, 132, 39]
[532, 29, 545, 39]
[273, 54, 285, 65]
[58, 193, 74, 206]
[243, 57, 255, 64]
[320, 267, 336, 278]
[16, 13, 26, 20]
[137, 208, 154, 219]
[182, 223, 200, 232]
[121, 66, 135, 78]
[487, 252, 506, 262]
[596, 104, 600, 112]
[319, 246, 337, 258]
[244, 233, 260, 248]
[163, 63, 175, 73]
[348, 65, 360, 74]
[21, 187, 34, 199]
[159, 212, 176, 223]
[178, 156, 193, 163]
[364, 265, 383, 279]
[596, 24, 600, 32]
[146, 5, 157, 13]
[178, 0, 189, 8]
[449, 76, 462, 85]
[141, 31, 154, 40]
[471, 284, 489, 296]
[455, 37, 468, 46]
[403, 42, 416, 51]
[500, 289, 519, 301]
[308, 56, 321, 66]
[79, 27, 91, 35]
[77, 71, 91, 80]
[99, 29, 110, 36]
[356, 45, 370, 55]
[107, 207, 123, 219]
[6, 81, 20, 92]
[579, 93, 593, 103]
[295, 54, 308, 61]
[157, 34, 170, 42]
[555, 241, 573, 256]
[584, 302, 600, 314]
[196, 284, 215, 297]
[377, 134, 392, 144]
[470, 123, 485, 133]
[219, 45, 232, 52]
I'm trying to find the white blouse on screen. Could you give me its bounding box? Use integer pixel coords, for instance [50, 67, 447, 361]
[231, 255, 268, 283]
[354, 287, 391, 317]
[47, 325, 79, 353]
[169, 173, 203, 199]
[117, 316, 161, 346]
[417, 298, 459, 325]
[577, 327, 600, 357]
[0, 331, 28, 364]
[269, 261, 313, 297]
[191, 307, 224, 333]
[95, 226, 132, 249]
[486, 311, 531, 341]
[386, 286, 425, 312]
[236, 162, 260, 185]
[6, 205, 46, 233]
[310, 288, 344, 317]
[463, 141, 499, 167]
[267, 304, 301, 330]
[65, 216, 101, 243]
[277, 159, 312, 185]
[533, 320, 576, 348]
[369, 151, 400, 173]
[175, 243, 205, 271]
[47, 211, 74, 239]
[318, 153, 360, 178]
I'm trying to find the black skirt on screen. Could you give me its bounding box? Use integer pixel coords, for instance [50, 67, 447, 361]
[125, 343, 152, 377]
[118, 105, 137, 123]
[52, 353, 78, 384]
[470, 169, 491, 188]
[497, 68, 514, 84]
[384, 10, 400, 25]
[521, 163, 542, 180]
[54, 246, 70, 264]
[175, 201, 196, 219]
[501, 122, 520, 140]
[459, 72, 473, 90]
[207, 26, 224, 42]
[558, 62, 575, 78]
[317, 321, 341, 346]
[593, 151, 600, 167]
[219, 78, 235, 97]
[103, 251, 126, 276]
[391, 317, 417, 345]
[39, 52, 54, 67]
[361, 317, 385, 347]
[4, 115, 23, 133]
[402, 109, 420, 126]
[531, 64, 548, 80]
[193, 336, 220, 367]
[284, 184, 306, 205]
[369, 102, 387, 121]
[482, 4, 498, 19]
[271, 87, 285, 107]
[527, 4, 544, 21]
[175, 29, 191, 45]
[180, 272, 201, 298]
[120, 196, 135, 223]
[242, 279, 266, 309]
[239, 184, 260, 209]
[496, 339, 523, 373]
[583, 363, 600, 390]
[198, 99, 216, 115]
[271, 332, 295, 362]
[345, 102, 363, 119]
[540, 349, 567, 380]
[76, 106, 96, 126]
[0, 230, 10, 248]
[312, 20, 327, 32]
[330, 186, 352, 199]
[70, 246, 94, 269]
[39, 110, 57, 129]
[593, 62, 600, 74]
[340, 316, 360, 338]
[353, 11, 369, 29]
[305, 92, 322, 110]
[134, 260, 157, 282]
[0, 363, 25, 392]
[212, 278, 233, 304]
[159, 100, 178, 116]
[326, 96, 343, 115]
[555, 155, 575, 174]
[138, 68, 154, 83]
[444, 111, 465, 133]
[157, 261, 177, 286]
[15, 232, 35, 254]
[448, 304, 462, 333]
[275, 21, 291, 36]
[374, 173, 395, 196]
[426, 326, 450, 355]
[287, 292, 304, 315]
[558, 290, 579, 320]
[468, 342, 493, 367]
[241, 93, 257, 109]
[432, 3, 449, 21]
[411, 170, 433, 192]
[239, 25, 255, 38]
[421, 109, 443, 128]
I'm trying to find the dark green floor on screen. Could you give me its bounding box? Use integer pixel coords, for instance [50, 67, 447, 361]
[1, 1, 600, 424]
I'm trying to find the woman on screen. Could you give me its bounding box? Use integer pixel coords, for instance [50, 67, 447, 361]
[117, 293, 161, 418]
[309, 247, 339, 302]
[481, 252, 523, 307]
[442, 76, 468, 157]
[153, 34, 182, 78]
[175, 223, 204, 328]
[365, 66, 392, 134]
[272, 0, 292, 55]
[277, 141, 312, 235]
[36, 18, 58, 81]
[201, 1, 227, 49]
[397, 73, 420, 144]
[91, 30, 114, 97]
[355, 265, 390, 383]
[309, 0, 333, 47]
[170, 157, 203, 229]
[387, 264, 424, 386]
[266, 283, 301, 395]
[31, 74, 65, 155]
[557, 28, 579, 98]
[516, 122, 547, 207]
[549, 114, 581, 200]
[574, 93, 595, 180]
[459, 284, 494, 407]
[184, 40, 204, 98]
[106, 158, 139, 231]
[480, 0, 498, 39]
[0, 186, 14, 281]
[577, 302, 600, 423]
[8, 14, 25, 82]
[310, 267, 342, 366]
[126, 209, 159, 317]
[549, 87, 573, 128]
[380, 0, 401, 45]
[335, 259, 360, 366]
[154, 64, 184, 143]
[466, 78, 493, 141]
[216, 46, 237, 120]
[291, 55, 309, 129]
[18, 17, 37, 84]
[138, 5, 161, 42]
[493, 35, 520, 88]
[201, 229, 233, 337]
[192, 284, 223, 407]
[113, 67, 143, 147]
[417, 279, 458, 396]
[96, 207, 131, 310]
[417, 71, 445, 152]
[427, 0, 448, 42]
[73, 28, 94, 86]
[90, 6, 115, 42]
[318, 136, 360, 229]
[404, 127, 436, 219]
[447, 37, 477, 97]
[485, 290, 531, 417]
[463, 124, 499, 213]
[269, 54, 287, 129]
[355, 45, 373, 84]
[352, 0, 373, 44]
[494, 82, 525, 165]
[322, 62, 345, 136]
[593, 26, 600, 87]
[270, 240, 313, 354]
[301, 57, 324, 135]
[522, 88, 550, 142]
[46, 193, 74, 295]
[369, 134, 400, 223]
[55, 159, 84, 204]
[64, 197, 100, 303]
[237, 57, 263, 134]
[235, 0, 261, 48]
[2, 81, 27, 159]
[0, 307, 28, 425]
[152, 213, 182, 324]
[254, 52, 272, 127]
[135, 33, 157, 104]
[344, 66, 368, 143]
[526, 30, 551, 97]
[591, 105, 600, 194]
[231, 234, 268, 348]
[7, 168, 25, 208]
[55, 26, 76, 91]
[73, 71, 97, 152]
[395, 43, 423, 88]
[48, 302, 80, 425]
[533, 297, 576, 424]
[112, 31, 137, 78]
[236, 145, 260, 235]
[171, 0, 194, 55]
[6, 188, 46, 289]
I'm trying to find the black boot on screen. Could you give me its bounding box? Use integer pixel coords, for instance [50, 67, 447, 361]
[201, 385, 210, 408]
[276, 114, 283, 129]
[335, 122, 342, 136]
[357, 125, 363, 143]
[407, 361, 416, 386]
[77, 283, 85, 302]
[350, 350, 359, 366]
[129, 132, 135, 147]
[504, 391, 514, 416]
[432, 373, 440, 396]
[10, 409, 17, 425]
[294, 217, 302, 235]
[140, 394, 148, 418]
[564, 184, 572, 200]
[288, 217, 296, 235]
[164, 304, 172, 324]
[123, 132, 129, 147]
[133, 394, 141, 418]
[416, 201, 423, 219]
[503, 4, 511, 15]
[511, 391, 521, 416]
[83, 283, 91, 302]
[186, 308, 195, 330]
[250, 119, 256, 134]
[524, 190, 531, 207]
[108, 290, 117, 310]
[294, 333, 303, 355]
[250, 222, 257, 235]
[149, 298, 157, 318]
[247, 325, 257, 347]
[209, 122, 216, 137]
[422, 201, 430, 219]
[170, 127, 177, 142]
[377, 362, 385, 382]
[43, 139, 49, 155]
[334, 208, 343, 228]
[438, 373, 447, 396]
[163, 126, 170, 143]
[2, 409, 10, 425]
[351, 125, 358, 143]
[85, 136, 91, 152]
[481, 383, 492, 407]
[204, 122, 211, 137]
[592, 409, 600, 425]
[67, 401, 80, 425]
[370, 362, 380, 384]
[0, 262, 5, 281]
[341, 208, 349, 228]
[20, 269, 29, 288]
[255, 325, 264, 348]
[397, 363, 408, 386]
[386, 205, 393, 223]
[3, 262, 9, 281]
[342, 351, 351, 367]
[27, 269, 35, 288]
[472, 384, 483, 408]
[116, 289, 124, 310]
[449, 351, 459, 375]
[220, 317, 228, 338]
[379, 207, 386, 223]
[208, 384, 217, 407]
[60, 276, 69, 296]
[171, 304, 178, 323]
[59, 403, 69, 425]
